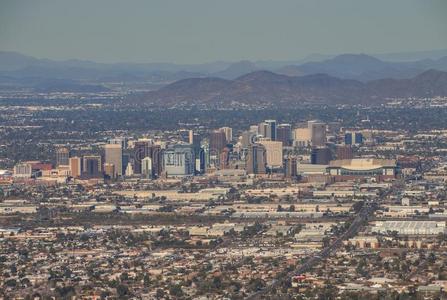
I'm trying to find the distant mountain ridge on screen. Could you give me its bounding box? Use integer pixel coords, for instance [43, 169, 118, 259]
[1, 50, 447, 93]
[2, 50, 447, 82]
[212, 60, 259, 79]
[277, 54, 447, 81]
[132, 69, 447, 107]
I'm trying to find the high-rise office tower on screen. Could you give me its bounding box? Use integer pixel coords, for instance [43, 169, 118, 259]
[277, 124, 292, 146]
[345, 132, 353, 145]
[104, 144, 122, 177]
[293, 127, 311, 147]
[122, 153, 130, 176]
[189, 130, 201, 156]
[355, 132, 364, 145]
[133, 141, 150, 174]
[103, 163, 116, 179]
[69, 157, 82, 178]
[249, 125, 259, 134]
[201, 142, 210, 171]
[56, 147, 70, 166]
[327, 122, 342, 135]
[308, 120, 326, 146]
[241, 131, 256, 148]
[178, 130, 191, 143]
[220, 127, 233, 143]
[258, 140, 283, 169]
[336, 145, 354, 160]
[246, 143, 267, 174]
[188, 130, 194, 144]
[264, 120, 277, 141]
[82, 155, 102, 178]
[163, 144, 195, 177]
[284, 156, 298, 178]
[258, 122, 268, 138]
[311, 147, 332, 165]
[150, 145, 163, 178]
[109, 137, 127, 149]
[141, 157, 153, 179]
[125, 162, 134, 177]
[197, 147, 206, 173]
[219, 147, 230, 170]
[345, 132, 363, 145]
[209, 130, 227, 157]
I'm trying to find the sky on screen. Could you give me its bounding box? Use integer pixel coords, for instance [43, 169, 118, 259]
[0, 0, 446, 64]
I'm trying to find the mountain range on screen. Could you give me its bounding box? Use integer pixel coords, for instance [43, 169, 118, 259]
[131, 69, 447, 107]
[1, 50, 447, 82]
[1, 50, 447, 100]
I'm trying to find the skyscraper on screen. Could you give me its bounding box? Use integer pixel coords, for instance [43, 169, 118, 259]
[109, 137, 127, 149]
[150, 145, 163, 178]
[189, 130, 202, 157]
[311, 147, 332, 165]
[293, 127, 311, 147]
[202, 142, 210, 171]
[103, 163, 116, 179]
[284, 156, 298, 178]
[277, 124, 292, 146]
[141, 157, 152, 179]
[220, 127, 233, 143]
[264, 120, 277, 141]
[336, 145, 354, 160]
[104, 144, 122, 177]
[258, 140, 283, 169]
[188, 130, 194, 144]
[209, 130, 227, 157]
[258, 122, 268, 138]
[327, 122, 341, 135]
[345, 132, 363, 145]
[178, 130, 191, 143]
[125, 162, 134, 177]
[241, 131, 256, 148]
[56, 147, 70, 166]
[220, 147, 230, 170]
[122, 153, 130, 176]
[133, 141, 150, 174]
[249, 125, 259, 134]
[196, 147, 206, 174]
[130, 142, 161, 178]
[69, 157, 82, 178]
[246, 143, 267, 174]
[308, 120, 326, 146]
[163, 144, 195, 177]
[82, 155, 101, 178]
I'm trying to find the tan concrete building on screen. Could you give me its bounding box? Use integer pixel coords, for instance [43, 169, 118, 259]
[258, 140, 283, 169]
[104, 144, 122, 177]
[69, 157, 82, 178]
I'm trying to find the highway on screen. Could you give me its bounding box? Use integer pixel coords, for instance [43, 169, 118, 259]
[246, 200, 379, 300]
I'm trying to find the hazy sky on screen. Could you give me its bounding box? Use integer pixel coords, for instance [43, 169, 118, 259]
[1, 0, 446, 63]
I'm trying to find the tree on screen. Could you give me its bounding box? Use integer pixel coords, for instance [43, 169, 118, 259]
[155, 289, 165, 298]
[120, 272, 130, 282]
[116, 284, 130, 298]
[169, 284, 183, 297]
[4, 278, 17, 287]
[143, 273, 151, 287]
[248, 278, 265, 292]
[56, 286, 76, 298]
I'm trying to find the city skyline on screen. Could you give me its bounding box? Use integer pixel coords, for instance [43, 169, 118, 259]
[2, 2, 447, 299]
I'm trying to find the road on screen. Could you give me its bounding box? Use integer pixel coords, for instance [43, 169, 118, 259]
[246, 200, 379, 300]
